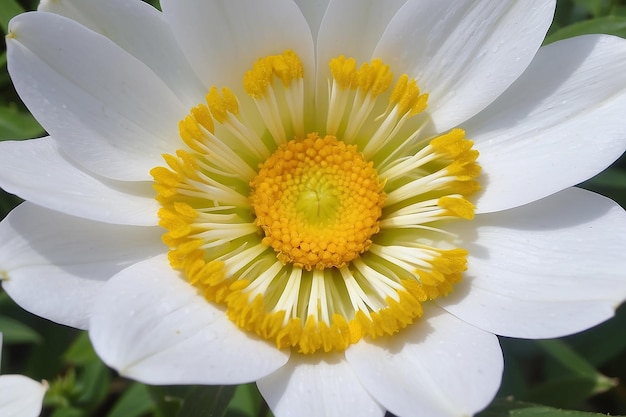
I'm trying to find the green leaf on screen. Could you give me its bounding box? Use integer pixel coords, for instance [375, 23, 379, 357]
[226, 383, 266, 417]
[0, 105, 45, 140]
[545, 15, 626, 43]
[106, 383, 155, 417]
[0, 0, 23, 34]
[525, 340, 616, 408]
[148, 385, 188, 417]
[479, 398, 626, 417]
[613, 5, 626, 16]
[526, 375, 607, 408]
[63, 332, 99, 366]
[512, 408, 623, 416]
[143, 0, 161, 10]
[538, 340, 600, 379]
[0, 315, 42, 344]
[583, 167, 626, 189]
[564, 303, 626, 366]
[50, 407, 86, 417]
[573, 0, 612, 17]
[75, 360, 111, 407]
[0, 188, 22, 217]
[177, 385, 237, 417]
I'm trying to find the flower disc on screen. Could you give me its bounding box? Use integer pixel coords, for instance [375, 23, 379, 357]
[250, 133, 385, 270]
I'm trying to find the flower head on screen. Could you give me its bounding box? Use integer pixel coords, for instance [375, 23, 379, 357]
[1, 1, 626, 416]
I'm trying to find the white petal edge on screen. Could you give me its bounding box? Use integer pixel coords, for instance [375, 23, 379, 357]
[7, 11, 187, 181]
[38, 0, 206, 108]
[161, 0, 315, 97]
[89, 255, 289, 385]
[0, 375, 47, 417]
[468, 35, 626, 213]
[0, 202, 164, 330]
[258, 353, 385, 417]
[0, 137, 158, 226]
[439, 187, 626, 339]
[346, 306, 503, 417]
[374, 0, 555, 132]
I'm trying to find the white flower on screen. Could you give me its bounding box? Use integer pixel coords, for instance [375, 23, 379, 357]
[1, 1, 626, 416]
[0, 334, 47, 417]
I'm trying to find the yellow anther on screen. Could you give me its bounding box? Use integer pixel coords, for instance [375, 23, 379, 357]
[272, 50, 304, 86]
[174, 150, 200, 181]
[410, 93, 429, 115]
[206, 86, 239, 123]
[178, 117, 205, 153]
[180, 115, 202, 142]
[400, 279, 428, 302]
[430, 249, 469, 274]
[150, 166, 180, 187]
[282, 49, 304, 81]
[438, 196, 475, 220]
[244, 58, 273, 98]
[447, 155, 481, 179]
[190, 104, 214, 133]
[356, 58, 393, 97]
[430, 128, 473, 158]
[173, 201, 198, 219]
[390, 74, 410, 104]
[244, 50, 304, 98]
[329, 55, 358, 90]
[389, 74, 428, 116]
[451, 180, 481, 196]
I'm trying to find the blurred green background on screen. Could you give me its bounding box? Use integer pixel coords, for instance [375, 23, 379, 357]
[1, 0, 626, 416]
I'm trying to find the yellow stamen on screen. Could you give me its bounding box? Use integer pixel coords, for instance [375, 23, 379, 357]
[207, 86, 239, 123]
[389, 74, 429, 116]
[243, 49, 304, 98]
[357, 59, 393, 97]
[150, 50, 481, 355]
[438, 196, 476, 220]
[329, 55, 358, 90]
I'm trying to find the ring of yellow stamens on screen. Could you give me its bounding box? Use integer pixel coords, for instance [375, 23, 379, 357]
[151, 50, 481, 355]
[250, 133, 385, 270]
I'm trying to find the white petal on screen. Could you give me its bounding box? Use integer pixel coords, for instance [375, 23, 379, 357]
[439, 187, 626, 339]
[346, 306, 502, 417]
[38, 0, 205, 108]
[161, 0, 315, 95]
[258, 353, 384, 417]
[0, 203, 164, 330]
[468, 35, 626, 213]
[7, 12, 187, 181]
[89, 255, 289, 385]
[374, 0, 555, 132]
[0, 137, 158, 226]
[293, 0, 329, 42]
[316, 0, 407, 65]
[0, 375, 47, 417]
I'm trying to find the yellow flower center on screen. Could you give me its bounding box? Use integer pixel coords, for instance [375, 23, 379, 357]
[250, 134, 385, 270]
[151, 50, 480, 354]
